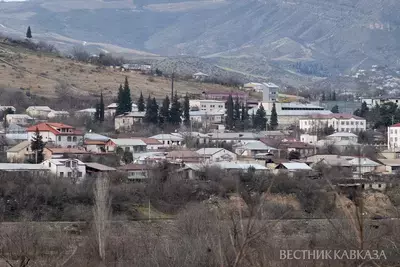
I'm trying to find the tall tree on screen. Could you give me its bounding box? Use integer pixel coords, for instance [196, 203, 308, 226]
[254, 104, 267, 131]
[116, 84, 124, 115]
[26, 26, 32, 39]
[169, 93, 182, 125]
[183, 94, 190, 127]
[137, 91, 145, 112]
[233, 96, 241, 123]
[159, 95, 170, 127]
[3, 107, 14, 129]
[99, 91, 105, 122]
[332, 90, 337, 101]
[150, 97, 159, 124]
[30, 127, 45, 163]
[360, 101, 369, 118]
[144, 95, 153, 123]
[123, 77, 132, 113]
[269, 102, 278, 130]
[331, 105, 339, 113]
[225, 94, 234, 130]
[240, 102, 248, 130]
[321, 91, 326, 101]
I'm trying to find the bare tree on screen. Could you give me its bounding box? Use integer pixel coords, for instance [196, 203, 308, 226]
[93, 175, 111, 264]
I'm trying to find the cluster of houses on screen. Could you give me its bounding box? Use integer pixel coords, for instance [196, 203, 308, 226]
[0, 83, 398, 191]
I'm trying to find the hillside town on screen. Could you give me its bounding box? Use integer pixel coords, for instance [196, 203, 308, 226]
[0, 77, 398, 192]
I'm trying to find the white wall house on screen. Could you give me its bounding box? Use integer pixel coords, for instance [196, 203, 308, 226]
[196, 148, 237, 162]
[106, 139, 147, 153]
[6, 114, 34, 126]
[114, 112, 146, 131]
[388, 123, 400, 149]
[150, 134, 183, 147]
[299, 114, 366, 133]
[361, 96, 400, 108]
[48, 111, 70, 119]
[26, 123, 83, 148]
[107, 103, 139, 116]
[300, 134, 318, 144]
[26, 106, 53, 118]
[189, 110, 225, 125]
[189, 100, 225, 113]
[42, 158, 86, 180]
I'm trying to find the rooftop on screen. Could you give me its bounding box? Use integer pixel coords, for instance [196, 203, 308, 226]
[26, 106, 52, 111]
[118, 163, 151, 171]
[328, 132, 358, 138]
[307, 113, 364, 120]
[116, 111, 146, 118]
[196, 148, 227, 156]
[84, 162, 116, 172]
[6, 140, 30, 153]
[109, 138, 147, 147]
[131, 138, 162, 145]
[150, 134, 183, 141]
[0, 163, 48, 171]
[26, 123, 82, 136]
[236, 141, 277, 151]
[278, 162, 312, 170]
[46, 147, 90, 154]
[390, 123, 400, 128]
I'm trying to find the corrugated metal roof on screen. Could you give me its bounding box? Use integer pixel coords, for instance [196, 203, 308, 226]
[0, 163, 48, 171]
[280, 162, 312, 170]
[84, 162, 116, 171]
[110, 138, 147, 146]
[6, 140, 30, 153]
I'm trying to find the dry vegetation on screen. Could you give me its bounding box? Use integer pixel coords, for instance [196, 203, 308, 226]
[0, 42, 234, 99]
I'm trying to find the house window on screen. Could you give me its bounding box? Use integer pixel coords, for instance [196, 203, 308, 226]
[68, 172, 72, 177]
[360, 122, 364, 125]
[67, 136, 72, 142]
[125, 147, 130, 152]
[355, 121, 359, 125]
[60, 172, 64, 178]
[72, 161, 77, 167]
[351, 121, 354, 125]
[396, 130, 398, 134]
[346, 121, 349, 125]
[58, 136, 61, 141]
[378, 184, 382, 188]
[73, 137, 77, 142]
[48, 162, 51, 167]
[66, 161, 71, 167]
[341, 121, 345, 125]
[78, 172, 82, 178]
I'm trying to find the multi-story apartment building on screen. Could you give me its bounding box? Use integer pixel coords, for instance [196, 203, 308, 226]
[388, 123, 400, 149]
[189, 100, 225, 113]
[27, 122, 83, 148]
[299, 114, 366, 133]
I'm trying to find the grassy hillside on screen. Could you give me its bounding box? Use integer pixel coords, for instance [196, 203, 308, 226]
[0, 41, 235, 100]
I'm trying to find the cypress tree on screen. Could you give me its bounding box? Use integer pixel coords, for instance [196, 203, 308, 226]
[169, 93, 182, 125]
[3, 107, 14, 129]
[150, 97, 159, 124]
[233, 96, 240, 128]
[123, 77, 132, 113]
[254, 104, 267, 131]
[116, 84, 124, 115]
[159, 95, 170, 126]
[94, 103, 100, 122]
[225, 94, 234, 130]
[269, 102, 278, 130]
[26, 26, 32, 39]
[99, 91, 105, 122]
[331, 105, 339, 113]
[137, 91, 145, 112]
[360, 101, 369, 117]
[183, 94, 190, 127]
[144, 95, 152, 123]
[240, 102, 248, 130]
[30, 127, 45, 163]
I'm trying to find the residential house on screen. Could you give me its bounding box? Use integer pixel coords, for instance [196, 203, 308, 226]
[376, 159, 400, 174]
[173, 132, 210, 145]
[107, 103, 139, 115]
[6, 140, 32, 162]
[299, 114, 366, 133]
[106, 139, 147, 153]
[114, 112, 146, 131]
[387, 123, 400, 149]
[85, 162, 116, 175]
[75, 108, 96, 117]
[41, 158, 86, 180]
[300, 134, 318, 144]
[380, 149, 400, 159]
[235, 141, 277, 157]
[279, 141, 315, 158]
[190, 110, 225, 126]
[0, 106, 16, 113]
[26, 123, 83, 148]
[131, 138, 163, 150]
[0, 135, 18, 152]
[207, 132, 264, 143]
[166, 150, 202, 163]
[83, 133, 109, 153]
[306, 154, 353, 175]
[195, 148, 237, 162]
[327, 132, 358, 143]
[192, 72, 209, 81]
[5, 124, 28, 140]
[118, 163, 151, 180]
[0, 163, 49, 175]
[47, 111, 70, 119]
[6, 114, 34, 126]
[275, 162, 312, 175]
[43, 147, 91, 160]
[361, 96, 400, 108]
[189, 100, 225, 113]
[347, 157, 381, 177]
[150, 134, 183, 147]
[178, 162, 267, 180]
[204, 91, 248, 102]
[26, 106, 53, 118]
[132, 151, 167, 164]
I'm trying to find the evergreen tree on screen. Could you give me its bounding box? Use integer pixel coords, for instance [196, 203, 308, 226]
[233, 96, 241, 123]
[360, 101, 369, 118]
[251, 110, 256, 129]
[137, 91, 145, 112]
[183, 94, 190, 127]
[150, 98, 159, 124]
[321, 92, 326, 101]
[159, 95, 170, 127]
[123, 77, 132, 113]
[240, 102, 248, 130]
[94, 103, 100, 122]
[116, 84, 124, 115]
[254, 104, 267, 131]
[144, 95, 153, 123]
[3, 107, 14, 129]
[30, 127, 45, 163]
[26, 26, 32, 39]
[269, 102, 278, 130]
[331, 105, 339, 113]
[99, 91, 105, 122]
[169, 93, 182, 125]
[332, 90, 337, 101]
[225, 94, 234, 130]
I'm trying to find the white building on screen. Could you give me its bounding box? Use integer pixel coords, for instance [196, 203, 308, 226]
[150, 134, 183, 147]
[361, 96, 400, 108]
[107, 103, 138, 116]
[189, 110, 225, 125]
[189, 100, 225, 113]
[327, 132, 358, 143]
[262, 82, 279, 102]
[195, 148, 237, 162]
[300, 134, 318, 144]
[0, 106, 16, 113]
[6, 114, 34, 126]
[41, 158, 86, 180]
[47, 111, 70, 119]
[105, 139, 147, 153]
[26, 123, 83, 148]
[299, 114, 366, 133]
[114, 111, 146, 131]
[26, 106, 53, 118]
[193, 72, 209, 81]
[388, 123, 400, 149]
